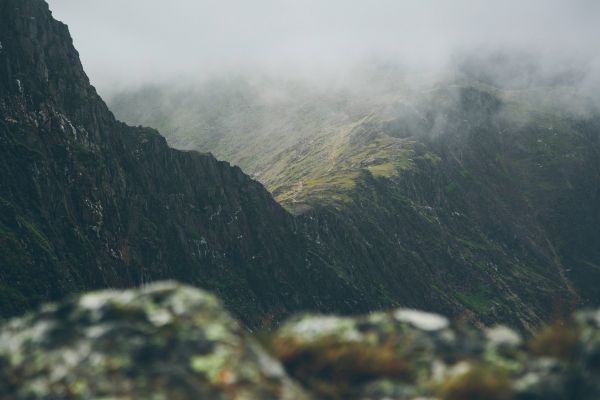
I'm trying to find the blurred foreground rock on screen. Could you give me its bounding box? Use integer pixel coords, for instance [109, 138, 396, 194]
[1, 282, 600, 399]
[0, 282, 309, 399]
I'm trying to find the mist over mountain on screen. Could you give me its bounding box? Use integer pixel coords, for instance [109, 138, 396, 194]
[30, 0, 599, 332]
[47, 0, 600, 104]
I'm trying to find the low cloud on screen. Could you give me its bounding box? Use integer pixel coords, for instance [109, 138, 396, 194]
[47, 0, 600, 108]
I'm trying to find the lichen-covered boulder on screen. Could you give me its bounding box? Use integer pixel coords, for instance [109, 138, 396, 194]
[271, 308, 597, 400]
[3, 283, 600, 400]
[272, 309, 460, 399]
[0, 281, 310, 400]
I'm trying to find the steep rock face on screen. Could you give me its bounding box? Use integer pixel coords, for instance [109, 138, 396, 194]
[298, 87, 599, 330]
[299, 170, 568, 331]
[0, 0, 368, 324]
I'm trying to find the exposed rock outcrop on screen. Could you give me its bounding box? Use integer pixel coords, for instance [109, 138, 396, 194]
[0, 282, 310, 399]
[0, 0, 369, 326]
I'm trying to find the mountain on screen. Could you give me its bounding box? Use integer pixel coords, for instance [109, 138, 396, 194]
[2, 0, 599, 332]
[0, 0, 373, 326]
[111, 76, 600, 330]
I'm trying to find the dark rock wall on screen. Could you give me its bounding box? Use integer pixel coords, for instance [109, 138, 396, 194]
[0, 0, 367, 325]
[0, 0, 598, 333]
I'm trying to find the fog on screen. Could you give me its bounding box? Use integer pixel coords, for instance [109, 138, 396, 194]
[46, 0, 600, 99]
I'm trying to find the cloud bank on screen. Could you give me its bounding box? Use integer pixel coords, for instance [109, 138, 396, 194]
[47, 0, 600, 98]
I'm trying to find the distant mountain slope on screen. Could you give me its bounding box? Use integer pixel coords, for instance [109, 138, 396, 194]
[0, 0, 372, 325]
[112, 76, 600, 330]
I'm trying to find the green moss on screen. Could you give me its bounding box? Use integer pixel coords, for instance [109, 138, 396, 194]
[421, 151, 442, 164]
[456, 286, 494, 314]
[16, 216, 52, 253]
[277, 171, 359, 210]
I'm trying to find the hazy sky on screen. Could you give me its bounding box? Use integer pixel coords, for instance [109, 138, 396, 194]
[46, 0, 600, 95]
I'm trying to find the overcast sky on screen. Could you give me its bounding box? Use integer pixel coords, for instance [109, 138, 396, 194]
[46, 0, 600, 95]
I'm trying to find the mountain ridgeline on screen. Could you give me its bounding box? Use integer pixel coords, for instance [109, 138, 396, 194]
[112, 77, 600, 329]
[1, 0, 599, 332]
[0, 0, 373, 326]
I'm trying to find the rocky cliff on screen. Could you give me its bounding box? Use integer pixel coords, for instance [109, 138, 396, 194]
[0, 0, 371, 326]
[1, 282, 600, 399]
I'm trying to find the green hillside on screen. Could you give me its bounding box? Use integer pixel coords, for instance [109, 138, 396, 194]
[112, 77, 600, 330]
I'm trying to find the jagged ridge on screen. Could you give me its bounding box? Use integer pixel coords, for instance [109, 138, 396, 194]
[0, 0, 370, 326]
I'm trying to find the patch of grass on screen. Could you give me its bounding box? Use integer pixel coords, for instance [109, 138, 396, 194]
[529, 320, 580, 361]
[367, 162, 398, 178]
[421, 151, 442, 164]
[273, 337, 412, 399]
[265, 115, 416, 211]
[16, 216, 52, 253]
[438, 366, 513, 400]
[277, 171, 359, 210]
[456, 285, 494, 314]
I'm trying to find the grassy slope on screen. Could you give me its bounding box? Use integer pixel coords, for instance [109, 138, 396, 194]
[110, 80, 600, 330]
